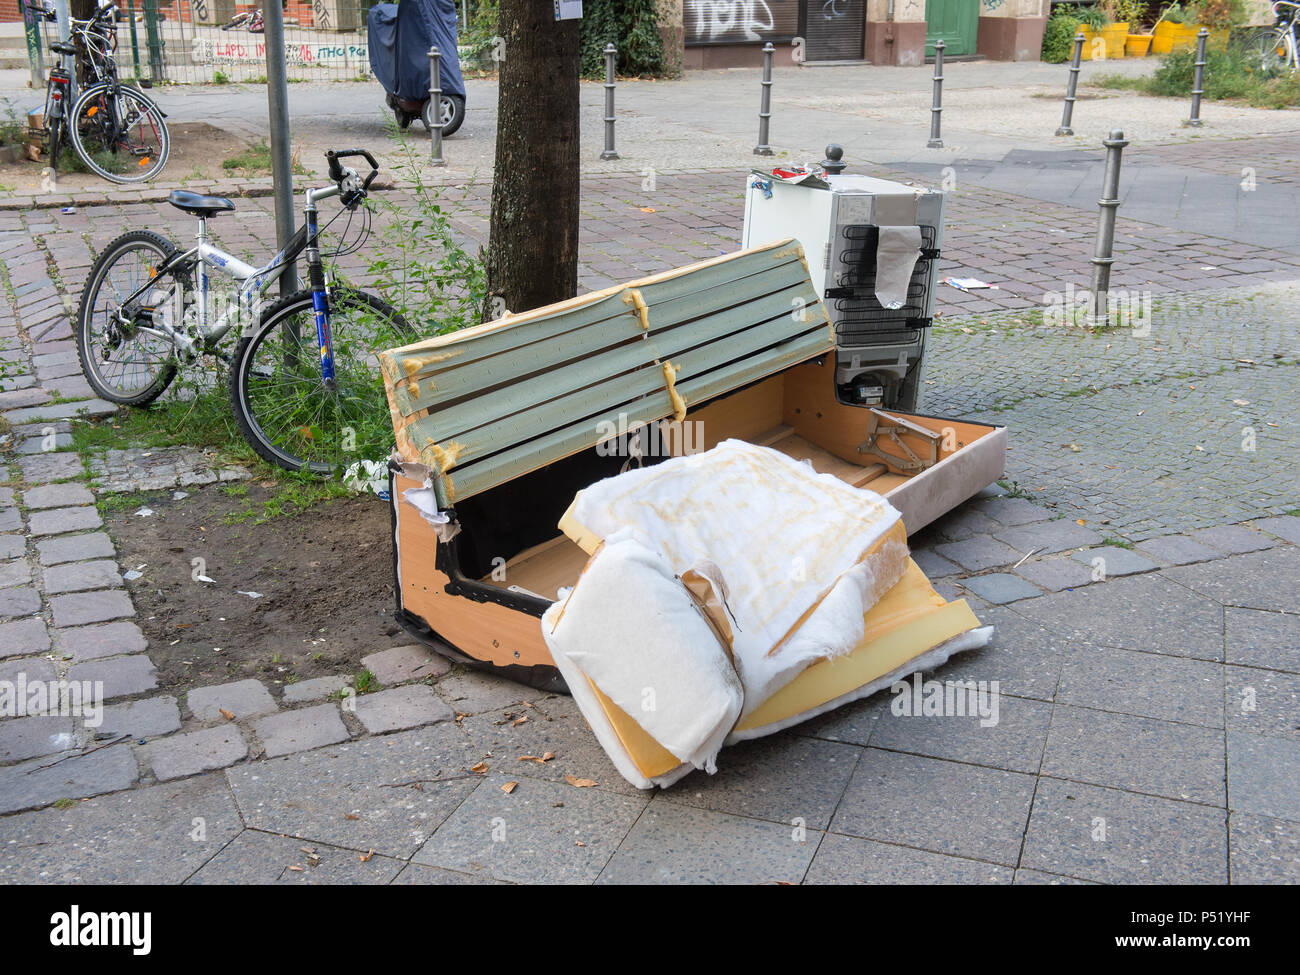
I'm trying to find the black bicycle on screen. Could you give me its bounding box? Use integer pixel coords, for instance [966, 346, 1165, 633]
[30, 0, 169, 183]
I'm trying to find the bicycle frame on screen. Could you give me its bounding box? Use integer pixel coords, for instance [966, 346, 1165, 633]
[1272, 1, 1300, 68]
[110, 182, 344, 379]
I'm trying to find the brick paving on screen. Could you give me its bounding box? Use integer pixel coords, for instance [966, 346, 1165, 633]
[0, 134, 1298, 883]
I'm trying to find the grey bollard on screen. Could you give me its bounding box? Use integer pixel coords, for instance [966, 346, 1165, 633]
[927, 40, 945, 149]
[1187, 28, 1208, 127]
[1088, 129, 1128, 326]
[428, 46, 446, 166]
[1056, 33, 1085, 136]
[754, 42, 774, 156]
[601, 43, 619, 160]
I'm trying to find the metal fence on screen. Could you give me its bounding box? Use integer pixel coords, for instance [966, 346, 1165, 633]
[30, 0, 462, 85]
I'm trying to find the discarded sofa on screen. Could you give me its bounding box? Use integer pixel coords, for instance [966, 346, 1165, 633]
[377, 239, 1006, 788]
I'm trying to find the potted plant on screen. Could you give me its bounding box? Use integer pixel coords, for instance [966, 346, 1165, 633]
[1097, 0, 1132, 57]
[1191, 0, 1245, 48]
[1119, 0, 1154, 54]
[1153, 3, 1201, 53]
[1075, 4, 1112, 60]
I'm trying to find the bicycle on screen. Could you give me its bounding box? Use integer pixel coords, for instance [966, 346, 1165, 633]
[75, 148, 413, 475]
[1240, 1, 1300, 73]
[221, 9, 265, 33]
[29, 0, 169, 183]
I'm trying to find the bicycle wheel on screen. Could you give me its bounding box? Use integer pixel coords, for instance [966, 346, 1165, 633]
[68, 82, 170, 183]
[1238, 28, 1291, 76]
[75, 229, 182, 406]
[47, 112, 63, 174]
[230, 289, 413, 475]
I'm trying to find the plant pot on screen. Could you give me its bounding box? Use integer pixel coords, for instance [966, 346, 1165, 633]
[1102, 22, 1130, 58]
[1126, 32, 1154, 56]
[1152, 21, 1178, 54]
[1078, 25, 1099, 60]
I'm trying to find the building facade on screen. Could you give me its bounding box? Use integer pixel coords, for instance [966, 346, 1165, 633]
[676, 0, 1050, 68]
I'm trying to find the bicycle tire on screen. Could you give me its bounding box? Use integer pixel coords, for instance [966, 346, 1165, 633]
[68, 81, 170, 183]
[229, 288, 413, 475]
[1238, 27, 1292, 74]
[48, 112, 62, 174]
[75, 229, 181, 406]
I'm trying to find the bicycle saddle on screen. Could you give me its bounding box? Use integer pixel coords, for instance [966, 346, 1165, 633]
[49, 41, 76, 56]
[167, 190, 236, 217]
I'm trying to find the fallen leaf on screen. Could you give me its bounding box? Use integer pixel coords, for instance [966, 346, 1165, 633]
[360, 849, 374, 862]
[1075, 519, 1086, 526]
[575, 840, 586, 847]
[344, 813, 360, 821]
[512, 715, 529, 727]
[299, 846, 316, 855]
[541, 751, 555, 762]
[470, 761, 488, 774]
[218, 708, 236, 721]
[565, 775, 597, 788]
[287, 864, 304, 872]
[502, 781, 518, 794]
[639, 206, 656, 213]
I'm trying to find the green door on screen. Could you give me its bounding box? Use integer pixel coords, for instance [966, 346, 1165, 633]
[925, 0, 980, 57]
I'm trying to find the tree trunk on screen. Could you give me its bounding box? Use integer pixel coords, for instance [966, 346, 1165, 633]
[482, 1, 581, 322]
[69, 0, 96, 88]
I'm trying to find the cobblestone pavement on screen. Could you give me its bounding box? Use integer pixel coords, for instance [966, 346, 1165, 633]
[1, 136, 1298, 882]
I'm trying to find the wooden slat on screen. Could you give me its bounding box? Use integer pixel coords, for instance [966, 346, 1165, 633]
[411, 303, 830, 484]
[415, 278, 824, 448]
[414, 323, 832, 505]
[389, 252, 816, 422]
[382, 241, 809, 392]
[382, 239, 836, 505]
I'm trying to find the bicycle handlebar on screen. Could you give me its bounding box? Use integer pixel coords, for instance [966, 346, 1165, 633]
[325, 148, 380, 197]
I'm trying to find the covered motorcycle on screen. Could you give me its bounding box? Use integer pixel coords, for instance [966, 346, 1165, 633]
[367, 0, 467, 136]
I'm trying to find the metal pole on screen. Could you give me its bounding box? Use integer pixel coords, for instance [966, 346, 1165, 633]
[428, 46, 445, 166]
[262, 0, 297, 294]
[927, 40, 945, 149]
[601, 43, 619, 160]
[141, 0, 163, 82]
[754, 41, 774, 156]
[54, 0, 72, 100]
[1187, 28, 1208, 127]
[1056, 33, 1084, 136]
[21, 0, 45, 87]
[1088, 129, 1128, 327]
[128, 0, 141, 80]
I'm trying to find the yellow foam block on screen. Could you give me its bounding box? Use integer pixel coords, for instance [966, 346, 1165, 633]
[576, 556, 980, 780]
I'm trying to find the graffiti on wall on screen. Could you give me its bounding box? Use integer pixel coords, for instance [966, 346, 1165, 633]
[191, 37, 366, 65]
[685, 0, 800, 44]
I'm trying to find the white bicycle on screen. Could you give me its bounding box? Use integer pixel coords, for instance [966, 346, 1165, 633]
[1241, 1, 1300, 73]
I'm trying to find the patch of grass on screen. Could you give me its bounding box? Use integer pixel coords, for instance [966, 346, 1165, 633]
[998, 479, 1035, 500]
[353, 669, 377, 694]
[222, 140, 308, 177]
[1093, 45, 1300, 109]
[71, 387, 256, 462]
[51, 798, 77, 810]
[221, 482, 250, 498]
[94, 489, 158, 516]
[212, 70, 231, 85]
[222, 478, 350, 526]
[1101, 537, 1135, 549]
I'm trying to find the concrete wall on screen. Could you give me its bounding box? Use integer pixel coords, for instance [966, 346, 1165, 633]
[977, 0, 1048, 62]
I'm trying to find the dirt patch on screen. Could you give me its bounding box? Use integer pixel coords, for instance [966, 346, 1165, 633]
[0, 122, 291, 195]
[104, 481, 402, 696]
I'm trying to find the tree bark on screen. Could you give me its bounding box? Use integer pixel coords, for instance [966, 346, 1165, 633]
[482, 1, 581, 321]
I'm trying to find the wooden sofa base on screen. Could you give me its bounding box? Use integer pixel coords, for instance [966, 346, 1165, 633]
[390, 356, 1005, 694]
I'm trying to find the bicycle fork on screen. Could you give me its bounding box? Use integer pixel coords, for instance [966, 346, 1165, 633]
[304, 204, 337, 392]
